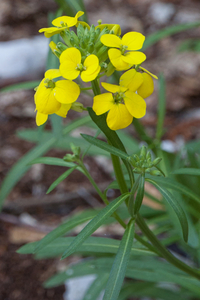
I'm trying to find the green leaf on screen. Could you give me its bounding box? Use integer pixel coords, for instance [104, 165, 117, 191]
[55, 0, 88, 22]
[33, 210, 98, 253]
[103, 219, 135, 300]
[29, 157, 76, 168]
[133, 174, 145, 215]
[81, 134, 130, 160]
[171, 168, 200, 176]
[146, 178, 188, 242]
[61, 193, 130, 259]
[83, 273, 109, 300]
[143, 21, 200, 50]
[17, 236, 154, 258]
[0, 137, 56, 211]
[0, 80, 40, 93]
[146, 174, 200, 204]
[46, 166, 77, 194]
[156, 74, 166, 140]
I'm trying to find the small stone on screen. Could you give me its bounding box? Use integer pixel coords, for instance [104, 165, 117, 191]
[149, 3, 175, 25]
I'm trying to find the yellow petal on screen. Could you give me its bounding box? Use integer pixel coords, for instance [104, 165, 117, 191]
[60, 48, 81, 80]
[56, 103, 71, 117]
[93, 93, 114, 115]
[137, 73, 154, 98]
[39, 27, 65, 38]
[139, 67, 158, 79]
[100, 34, 122, 48]
[122, 32, 145, 50]
[52, 11, 84, 27]
[120, 69, 143, 92]
[83, 55, 100, 74]
[81, 65, 101, 82]
[107, 104, 133, 130]
[54, 80, 80, 104]
[45, 69, 61, 80]
[101, 82, 126, 93]
[35, 79, 61, 114]
[124, 91, 146, 118]
[96, 24, 121, 35]
[36, 112, 48, 126]
[122, 51, 146, 65]
[108, 49, 130, 71]
[76, 21, 90, 30]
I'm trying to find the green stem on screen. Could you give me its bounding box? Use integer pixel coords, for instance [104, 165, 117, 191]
[78, 160, 127, 229]
[91, 78, 101, 96]
[136, 214, 200, 280]
[81, 87, 92, 91]
[111, 154, 128, 195]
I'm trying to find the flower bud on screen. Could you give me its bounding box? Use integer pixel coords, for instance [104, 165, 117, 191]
[70, 143, 81, 156]
[49, 41, 61, 58]
[152, 157, 162, 166]
[56, 42, 68, 52]
[63, 154, 77, 162]
[150, 170, 161, 176]
[71, 102, 85, 112]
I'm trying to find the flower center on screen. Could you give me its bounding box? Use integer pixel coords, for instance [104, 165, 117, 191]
[76, 63, 87, 71]
[113, 92, 125, 104]
[120, 45, 128, 55]
[44, 79, 55, 89]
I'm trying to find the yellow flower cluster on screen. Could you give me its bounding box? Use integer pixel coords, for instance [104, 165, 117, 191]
[35, 11, 157, 129]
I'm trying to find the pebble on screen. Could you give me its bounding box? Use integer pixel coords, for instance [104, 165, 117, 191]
[0, 35, 48, 79]
[149, 2, 175, 25]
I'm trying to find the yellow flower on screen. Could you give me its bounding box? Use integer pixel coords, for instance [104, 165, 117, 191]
[101, 32, 146, 71]
[93, 81, 146, 130]
[39, 11, 84, 38]
[59, 47, 101, 82]
[120, 68, 155, 99]
[34, 69, 80, 126]
[96, 24, 121, 35]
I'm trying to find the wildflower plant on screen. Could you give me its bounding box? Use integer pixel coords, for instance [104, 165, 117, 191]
[16, 9, 200, 300]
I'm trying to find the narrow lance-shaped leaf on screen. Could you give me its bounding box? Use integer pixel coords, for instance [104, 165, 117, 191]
[128, 175, 141, 216]
[133, 174, 145, 215]
[103, 219, 135, 300]
[29, 157, 77, 168]
[83, 273, 109, 300]
[171, 168, 200, 176]
[61, 193, 130, 259]
[46, 166, 77, 194]
[81, 134, 130, 160]
[33, 210, 98, 253]
[146, 178, 188, 242]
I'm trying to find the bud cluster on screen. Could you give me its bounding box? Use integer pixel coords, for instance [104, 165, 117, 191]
[129, 146, 162, 175]
[63, 143, 81, 162]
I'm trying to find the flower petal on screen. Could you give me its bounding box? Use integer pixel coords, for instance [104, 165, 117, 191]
[39, 27, 66, 38]
[52, 12, 84, 27]
[54, 80, 80, 104]
[101, 34, 122, 48]
[36, 112, 48, 126]
[93, 93, 114, 115]
[139, 67, 158, 79]
[96, 24, 121, 35]
[35, 79, 61, 114]
[56, 103, 71, 118]
[124, 91, 146, 118]
[83, 54, 100, 74]
[120, 69, 143, 92]
[81, 65, 101, 82]
[45, 69, 61, 80]
[108, 49, 130, 71]
[60, 48, 81, 80]
[107, 104, 133, 130]
[137, 73, 154, 98]
[122, 32, 145, 50]
[122, 51, 146, 65]
[101, 82, 121, 93]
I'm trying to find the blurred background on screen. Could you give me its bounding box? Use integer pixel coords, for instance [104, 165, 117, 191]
[0, 0, 200, 299]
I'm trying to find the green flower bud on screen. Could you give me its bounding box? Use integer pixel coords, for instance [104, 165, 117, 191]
[60, 31, 72, 47]
[71, 102, 86, 112]
[80, 38, 86, 49]
[150, 170, 161, 176]
[77, 23, 85, 40]
[70, 143, 81, 156]
[146, 151, 151, 160]
[56, 42, 68, 52]
[87, 43, 94, 53]
[63, 154, 77, 162]
[133, 154, 140, 162]
[140, 146, 147, 159]
[70, 30, 79, 45]
[106, 62, 115, 76]
[152, 157, 162, 166]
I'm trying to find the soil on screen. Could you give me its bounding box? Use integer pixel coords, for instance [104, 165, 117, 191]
[0, 0, 200, 299]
